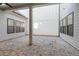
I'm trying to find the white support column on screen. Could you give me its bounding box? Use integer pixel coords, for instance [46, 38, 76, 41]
[29, 5, 33, 45]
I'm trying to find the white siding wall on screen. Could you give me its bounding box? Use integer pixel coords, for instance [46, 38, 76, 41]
[60, 3, 79, 50]
[74, 9, 79, 42]
[0, 10, 27, 41]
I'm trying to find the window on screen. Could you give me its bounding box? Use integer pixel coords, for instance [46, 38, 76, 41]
[7, 18, 25, 34]
[63, 17, 67, 34]
[20, 22, 25, 32]
[60, 12, 74, 36]
[16, 21, 20, 33]
[67, 12, 74, 36]
[7, 18, 14, 34]
[16, 21, 25, 32]
[60, 20, 63, 33]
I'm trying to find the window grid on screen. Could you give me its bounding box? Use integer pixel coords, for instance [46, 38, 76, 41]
[60, 12, 74, 37]
[7, 18, 25, 34]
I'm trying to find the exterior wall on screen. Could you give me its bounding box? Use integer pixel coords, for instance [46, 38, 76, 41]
[0, 10, 27, 41]
[60, 3, 79, 50]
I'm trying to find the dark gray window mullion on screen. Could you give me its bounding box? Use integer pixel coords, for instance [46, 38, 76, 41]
[62, 19, 64, 33]
[72, 12, 74, 36]
[66, 17, 68, 34]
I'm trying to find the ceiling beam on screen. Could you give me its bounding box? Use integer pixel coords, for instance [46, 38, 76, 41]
[12, 11, 28, 19]
[5, 3, 13, 8]
[4, 4, 30, 11]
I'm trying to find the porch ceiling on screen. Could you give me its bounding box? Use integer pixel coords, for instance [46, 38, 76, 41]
[0, 3, 59, 10]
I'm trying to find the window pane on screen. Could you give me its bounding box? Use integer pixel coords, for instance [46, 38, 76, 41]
[60, 20, 63, 33]
[67, 12, 74, 36]
[22, 23, 25, 32]
[16, 21, 25, 32]
[16, 21, 20, 33]
[67, 24, 73, 36]
[68, 13, 73, 25]
[7, 18, 14, 34]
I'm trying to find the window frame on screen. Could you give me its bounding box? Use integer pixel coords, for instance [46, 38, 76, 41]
[60, 12, 74, 37]
[7, 18, 15, 34]
[67, 12, 74, 36]
[16, 20, 25, 33]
